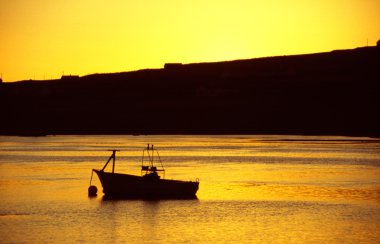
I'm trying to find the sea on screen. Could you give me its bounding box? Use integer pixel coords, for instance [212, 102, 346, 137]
[0, 135, 379, 243]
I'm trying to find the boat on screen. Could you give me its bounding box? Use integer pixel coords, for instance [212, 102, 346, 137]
[89, 144, 199, 199]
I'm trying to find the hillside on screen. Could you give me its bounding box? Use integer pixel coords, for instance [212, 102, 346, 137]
[0, 46, 379, 136]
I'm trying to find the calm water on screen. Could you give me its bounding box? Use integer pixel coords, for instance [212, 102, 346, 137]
[1, 135, 379, 243]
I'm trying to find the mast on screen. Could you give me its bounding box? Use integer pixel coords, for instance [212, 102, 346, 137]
[141, 144, 165, 178]
[101, 149, 119, 173]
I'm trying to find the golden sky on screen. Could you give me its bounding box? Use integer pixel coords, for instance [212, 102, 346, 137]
[1, 0, 379, 82]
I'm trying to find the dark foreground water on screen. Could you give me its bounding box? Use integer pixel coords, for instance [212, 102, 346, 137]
[1, 135, 379, 243]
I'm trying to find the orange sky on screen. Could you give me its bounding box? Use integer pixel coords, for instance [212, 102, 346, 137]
[1, 0, 379, 82]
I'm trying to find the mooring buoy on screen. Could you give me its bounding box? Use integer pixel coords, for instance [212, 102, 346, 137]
[88, 185, 98, 197]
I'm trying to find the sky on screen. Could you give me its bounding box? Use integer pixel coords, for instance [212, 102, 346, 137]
[0, 0, 379, 82]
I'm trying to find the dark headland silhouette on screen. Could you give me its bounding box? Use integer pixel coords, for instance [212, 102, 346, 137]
[0, 45, 379, 137]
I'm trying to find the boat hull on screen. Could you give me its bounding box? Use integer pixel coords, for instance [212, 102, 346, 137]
[94, 170, 199, 199]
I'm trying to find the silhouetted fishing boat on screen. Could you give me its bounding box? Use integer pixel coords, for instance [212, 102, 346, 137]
[89, 145, 199, 198]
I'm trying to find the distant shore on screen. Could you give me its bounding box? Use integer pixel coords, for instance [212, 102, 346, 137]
[1, 46, 379, 137]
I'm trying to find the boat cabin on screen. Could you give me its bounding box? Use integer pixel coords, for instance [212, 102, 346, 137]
[141, 144, 165, 179]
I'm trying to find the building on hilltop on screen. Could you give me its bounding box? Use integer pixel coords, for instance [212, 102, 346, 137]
[164, 63, 183, 70]
[61, 75, 79, 81]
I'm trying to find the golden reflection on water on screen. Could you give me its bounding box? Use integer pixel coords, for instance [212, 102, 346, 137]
[183, 157, 380, 204]
[1, 136, 380, 205]
[1, 135, 380, 243]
